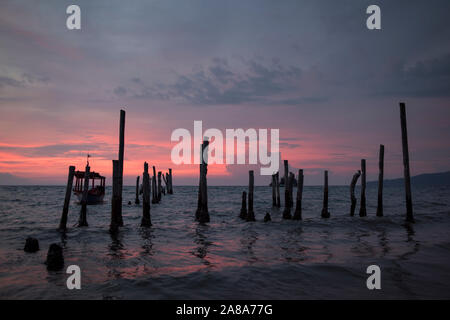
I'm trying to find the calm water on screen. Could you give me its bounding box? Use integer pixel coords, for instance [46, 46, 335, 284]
[0, 184, 449, 299]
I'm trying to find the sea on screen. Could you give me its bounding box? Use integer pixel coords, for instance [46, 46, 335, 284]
[0, 184, 449, 299]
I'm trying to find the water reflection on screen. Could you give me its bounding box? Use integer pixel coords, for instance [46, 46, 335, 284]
[108, 231, 125, 259]
[192, 225, 212, 266]
[139, 227, 154, 256]
[240, 226, 258, 264]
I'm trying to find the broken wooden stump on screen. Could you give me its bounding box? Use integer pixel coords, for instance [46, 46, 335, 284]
[78, 164, 90, 227]
[135, 176, 140, 204]
[350, 170, 361, 216]
[275, 172, 280, 207]
[264, 212, 271, 222]
[24, 237, 39, 253]
[283, 160, 290, 207]
[359, 159, 367, 217]
[400, 102, 414, 222]
[157, 171, 162, 202]
[46, 243, 64, 271]
[246, 170, 256, 221]
[239, 191, 247, 219]
[141, 162, 151, 227]
[293, 169, 304, 220]
[271, 174, 277, 207]
[152, 166, 157, 204]
[321, 170, 330, 218]
[59, 165, 75, 231]
[168, 168, 173, 194]
[376, 144, 384, 217]
[110, 160, 121, 233]
[289, 172, 295, 207]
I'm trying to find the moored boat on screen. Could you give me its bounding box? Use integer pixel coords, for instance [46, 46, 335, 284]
[73, 170, 105, 204]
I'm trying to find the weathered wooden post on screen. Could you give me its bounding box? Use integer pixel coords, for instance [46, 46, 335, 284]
[247, 170, 255, 221]
[293, 169, 304, 220]
[289, 172, 295, 207]
[59, 166, 75, 231]
[283, 160, 289, 207]
[275, 172, 280, 207]
[400, 102, 414, 222]
[78, 165, 90, 227]
[321, 170, 330, 218]
[359, 159, 367, 217]
[196, 139, 210, 223]
[135, 176, 140, 204]
[110, 160, 121, 233]
[239, 191, 247, 219]
[117, 109, 125, 227]
[152, 166, 157, 204]
[271, 174, 277, 207]
[350, 170, 361, 216]
[141, 162, 151, 227]
[376, 144, 384, 217]
[168, 168, 173, 194]
[157, 171, 162, 202]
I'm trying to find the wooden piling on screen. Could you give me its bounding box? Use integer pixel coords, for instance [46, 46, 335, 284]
[239, 191, 247, 219]
[321, 170, 330, 218]
[59, 166, 75, 231]
[400, 102, 414, 222]
[117, 109, 125, 227]
[376, 144, 384, 217]
[152, 166, 157, 204]
[293, 169, 304, 220]
[196, 140, 210, 223]
[157, 171, 162, 202]
[289, 172, 295, 207]
[271, 174, 277, 207]
[135, 176, 140, 204]
[283, 160, 289, 207]
[168, 168, 173, 194]
[78, 165, 90, 227]
[110, 160, 121, 233]
[275, 172, 280, 207]
[141, 162, 151, 227]
[350, 170, 361, 216]
[359, 159, 367, 217]
[247, 170, 255, 221]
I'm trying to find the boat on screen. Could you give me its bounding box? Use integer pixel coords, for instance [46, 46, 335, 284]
[73, 166, 106, 204]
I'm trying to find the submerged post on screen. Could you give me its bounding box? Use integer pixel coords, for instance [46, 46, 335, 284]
[117, 109, 125, 227]
[168, 168, 173, 194]
[59, 166, 75, 231]
[78, 165, 90, 227]
[321, 170, 330, 218]
[135, 176, 140, 204]
[376, 144, 385, 217]
[271, 174, 277, 207]
[275, 172, 280, 207]
[293, 169, 304, 220]
[359, 159, 367, 217]
[247, 170, 255, 221]
[197, 139, 210, 223]
[141, 162, 151, 227]
[400, 102, 414, 222]
[239, 191, 247, 219]
[350, 170, 361, 216]
[110, 160, 121, 233]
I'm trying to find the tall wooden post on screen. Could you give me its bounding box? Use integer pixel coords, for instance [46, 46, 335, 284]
[293, 169, 304, 220]
[152, 166, 157, 204]
[135, 176, 140, 204]
[168, 168, 173, 194]
[350, 170, 361, 216]
[247, 170, 255, 221]
[271, 174, 277, 207]
[321, 170, 330, 218]
[289, 172, 295, 207]
[283, 160, 289, 207]
[117, 109, 125, 227]
[59, 166, 75, 231]
[400, 102, 414, 222]
[239, 191, 247, 219]
[359, 159, 367, 217]
[110, 160, 121, 233]
[275, 172, 280, 207]
[157, 171, 162, 202]
[376, 144, 385, 217]
[141, 162, 151, 227]
[78, 165, 90, 226]
[197, 139, 210, 223]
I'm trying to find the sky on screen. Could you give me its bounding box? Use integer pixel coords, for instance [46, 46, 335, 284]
[0, 0, 449, 186]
